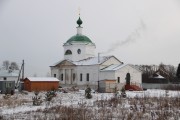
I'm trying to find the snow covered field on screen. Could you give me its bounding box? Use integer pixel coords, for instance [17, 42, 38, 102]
[0, 89, 180, 120]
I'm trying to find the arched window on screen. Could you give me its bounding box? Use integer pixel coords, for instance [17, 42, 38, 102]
[117, 77, 120, 83]
[65, 50, 72, 55]
[126, 73, 131, 85]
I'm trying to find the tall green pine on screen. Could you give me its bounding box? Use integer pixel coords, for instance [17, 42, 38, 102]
[176, 64, 180, 78]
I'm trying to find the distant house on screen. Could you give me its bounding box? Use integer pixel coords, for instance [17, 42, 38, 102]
[0, 70, 18, 94]
[23, 77, 59, 92]
[0, 69, 19, 82]
[0, 80, 15, 94]
[149, 73, 168, 84]
[142, 71, 169, 89]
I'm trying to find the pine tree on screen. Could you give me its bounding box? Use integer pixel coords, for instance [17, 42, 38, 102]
[176, 64, 180, 78]
[85, 86, 92, 99]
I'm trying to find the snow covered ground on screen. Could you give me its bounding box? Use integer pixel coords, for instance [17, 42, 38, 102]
[0, 89, 180, 119]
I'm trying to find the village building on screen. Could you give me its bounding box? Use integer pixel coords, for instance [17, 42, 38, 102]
[0, 69, 18, 94]
[23, 77, 59, 92]
[50, 16, 142, 91]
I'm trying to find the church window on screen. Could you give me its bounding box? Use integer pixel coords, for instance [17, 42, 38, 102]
[54, 74, 56, 78]
[61, 74, 63, 81]
[65, 50, 72, 55]
[77, 49, 81, 54]
[73, 73, 75, 81]
[117, 77, 120, 83]
[86, 73, 89, 81]
[80, 73, 83, 81]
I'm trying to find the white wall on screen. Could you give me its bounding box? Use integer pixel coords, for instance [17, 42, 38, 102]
[76, 65, 99, 86]
[99, 71, 115, 80]
[51, 67, 59, 78]
[100, 57, 122, 69]
[0, 76, 18, 83]
[64, 43, 95, 61]
[115, 65, 142, 85]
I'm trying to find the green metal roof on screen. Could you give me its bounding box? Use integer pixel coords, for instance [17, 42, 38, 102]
[66, 34, 93, 44]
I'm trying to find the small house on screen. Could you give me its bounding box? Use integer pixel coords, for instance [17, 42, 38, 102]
[149, 73, 168, 83]
[0, 80, 15, 94]
[23, 77, 59, 92]
[0, 69, 19, 82]
[0, 70, 18, 94]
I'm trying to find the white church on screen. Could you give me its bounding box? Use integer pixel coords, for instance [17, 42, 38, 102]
[50, 16, 142, 90]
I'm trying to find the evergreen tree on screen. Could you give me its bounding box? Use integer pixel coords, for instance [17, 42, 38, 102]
[85, 86, 92, 99]
[176, 64, 180, 78]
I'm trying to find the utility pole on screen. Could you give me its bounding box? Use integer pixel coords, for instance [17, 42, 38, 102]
[22, 60, 24, 80]
[16, 60, 25, 88]
[97, 53, 101, 92]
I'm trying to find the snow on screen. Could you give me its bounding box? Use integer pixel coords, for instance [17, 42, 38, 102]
[101, 64, 126, 71]
[0, 89, 180, 119]
[100, 64, 141, 72]
[53, 56, 115, 66]
[25, 77, 59, 82]
[73, 56, 113, 65]
[0, 70, 19, 77]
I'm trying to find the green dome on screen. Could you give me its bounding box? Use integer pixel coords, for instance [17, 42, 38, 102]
[66, 34, 93, 44]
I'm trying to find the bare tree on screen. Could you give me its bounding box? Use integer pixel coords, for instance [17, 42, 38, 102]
[3, 60, 10, 70]
[2, 60, 19, 71]
[10, 62, 19, 70]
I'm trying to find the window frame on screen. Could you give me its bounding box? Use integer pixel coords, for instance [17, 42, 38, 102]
[80, 73, 83, 81]
[86, 73, 89, 81]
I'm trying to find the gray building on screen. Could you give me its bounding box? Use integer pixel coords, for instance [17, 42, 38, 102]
[0, 80, 15, 94]
[0, 70, 18, 94]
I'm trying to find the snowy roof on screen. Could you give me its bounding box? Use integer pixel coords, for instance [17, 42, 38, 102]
[100, 64, 127, 71]
[26, 77, 59, 82]
[101, 64, 141, 72]
[73, 56, 114, 65]
[52, 56, 121, 66]
[150, 73, 165, 79]
[0, 70, 19, 77]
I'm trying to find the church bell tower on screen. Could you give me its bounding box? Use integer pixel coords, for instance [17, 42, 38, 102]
[63, 16, 96, 61]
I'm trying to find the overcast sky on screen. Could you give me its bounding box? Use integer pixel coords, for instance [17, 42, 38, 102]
[0, 0, 180, 76]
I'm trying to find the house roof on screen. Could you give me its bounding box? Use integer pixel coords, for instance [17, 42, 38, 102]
[25, 77, 59, 82]
[51, 56, 122, 66]
[0, 70, 19, 77]
[150, 73, 165, 79]
[73, 56, 115, 65]
[100, 64, 142, 72]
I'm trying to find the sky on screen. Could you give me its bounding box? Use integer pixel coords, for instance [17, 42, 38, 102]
[0, 0, 180, 76]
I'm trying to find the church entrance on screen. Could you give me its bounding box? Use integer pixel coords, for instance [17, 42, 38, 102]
[126, 73, 131, 85]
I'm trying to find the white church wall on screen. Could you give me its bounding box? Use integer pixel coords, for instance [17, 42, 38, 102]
[99, 71, 115, 80]
[85, 45, 95, 58]
[100, 57, 122, 69]
[76, 65, 99, 86]
[51, 67, 59, 78]
[64, 43, 95, 61]
[115, 65, 142, 85]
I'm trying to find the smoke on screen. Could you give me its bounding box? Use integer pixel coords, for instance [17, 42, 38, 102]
[104, 19, 146, 54]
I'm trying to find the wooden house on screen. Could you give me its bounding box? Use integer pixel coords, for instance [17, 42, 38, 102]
[23, 77, 59, 92]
